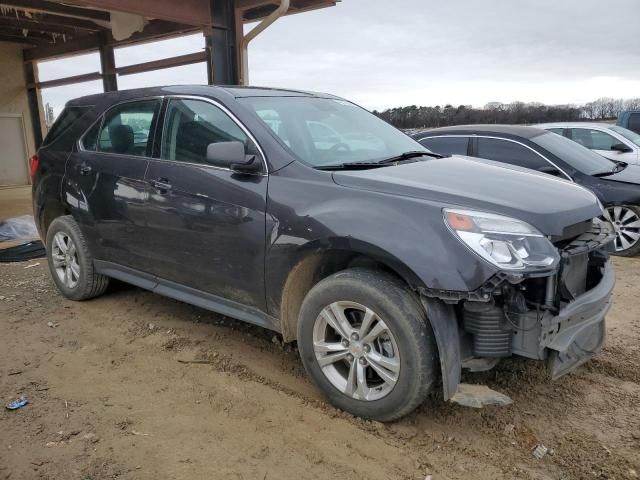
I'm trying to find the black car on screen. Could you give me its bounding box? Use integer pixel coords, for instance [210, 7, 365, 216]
[33, 86, 615, 421]
[414, 125, 640, 256]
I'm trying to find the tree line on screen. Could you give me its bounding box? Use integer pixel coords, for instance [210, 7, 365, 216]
[373, 97, 640, 130]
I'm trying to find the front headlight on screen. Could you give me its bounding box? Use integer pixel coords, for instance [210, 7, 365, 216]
[443, 208, 560, 271]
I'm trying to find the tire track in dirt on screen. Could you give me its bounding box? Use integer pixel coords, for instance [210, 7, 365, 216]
[2, 261, 639, 479]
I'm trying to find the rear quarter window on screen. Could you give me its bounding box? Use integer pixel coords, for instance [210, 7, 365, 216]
[42, 106, 91, 146]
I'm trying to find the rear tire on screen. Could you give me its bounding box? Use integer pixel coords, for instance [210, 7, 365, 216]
[297, 268, 437, 421]
[45, 215, 109, 301]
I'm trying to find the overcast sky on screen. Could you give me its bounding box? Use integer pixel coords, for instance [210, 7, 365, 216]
[38, 0, 640, 117]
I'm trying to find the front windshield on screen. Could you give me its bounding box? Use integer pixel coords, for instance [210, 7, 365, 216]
[531, 131, 615, 175]
[238, 96, 426, 167]
[611, 126, 640, 147]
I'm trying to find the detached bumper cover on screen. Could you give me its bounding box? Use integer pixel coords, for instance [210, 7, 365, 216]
[545, 262, 615, 379]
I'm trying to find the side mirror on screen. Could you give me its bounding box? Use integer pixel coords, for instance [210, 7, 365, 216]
[611, 143, 632, 153]
[206, 141, 262, 173]
[537, 165, 562, 177]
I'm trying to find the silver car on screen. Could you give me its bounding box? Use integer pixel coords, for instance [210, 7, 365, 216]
[536, 122, 640, 165]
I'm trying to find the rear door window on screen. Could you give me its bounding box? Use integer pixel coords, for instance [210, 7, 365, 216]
[418, 136, 468, 156]
[476, 137, 550, 170]
[98, 100, 160, 156]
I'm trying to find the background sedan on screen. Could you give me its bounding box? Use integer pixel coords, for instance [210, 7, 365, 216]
[536, 122, 640, 165]
[414, 125, 640, 256]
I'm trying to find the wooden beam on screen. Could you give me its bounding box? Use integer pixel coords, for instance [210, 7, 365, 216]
[99, 34, 117, 91]
[206, 0, 238, 85]
[0, 11, 104, 31]
[243, 0, 335, 20]
[34, 71, 102, 89]
[0, 25, 65, 42]
[0, 0, 109, 22]
[22, 20, 198, 61]
[23, 60, 43, 148]
[23, 31, 100, 61]
[236, 0, 274, 10]
[0, 33, 45, 44]
[115, 51, 206, 76]
[105, 20, 199, 47]
[69, 0, 210, 26]
[0, 18, 80, 36]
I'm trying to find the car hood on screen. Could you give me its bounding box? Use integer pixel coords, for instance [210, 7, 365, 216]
[598, 164, 640, 185]
[332, 156, 602, 236]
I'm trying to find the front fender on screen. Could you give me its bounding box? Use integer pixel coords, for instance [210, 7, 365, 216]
[265, 166, 498, 317]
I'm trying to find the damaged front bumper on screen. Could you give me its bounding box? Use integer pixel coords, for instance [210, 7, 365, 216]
[545, 261, 614, 379]
[424, 218, 616, 405]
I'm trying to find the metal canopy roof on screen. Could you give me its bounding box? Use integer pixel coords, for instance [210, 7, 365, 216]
[0, 0, 336, 61]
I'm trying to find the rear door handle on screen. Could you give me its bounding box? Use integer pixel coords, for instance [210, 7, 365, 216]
[79, 163, 92, 175]
[149, 178, 172, 192]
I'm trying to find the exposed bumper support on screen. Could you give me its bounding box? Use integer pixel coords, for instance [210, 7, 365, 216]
[420, 297, 461, 401]
[546, 262, 614, 378]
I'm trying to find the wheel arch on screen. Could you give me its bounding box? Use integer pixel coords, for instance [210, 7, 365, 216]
[276, 238, 426, 342]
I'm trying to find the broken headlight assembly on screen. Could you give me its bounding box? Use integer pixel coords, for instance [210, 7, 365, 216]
[444, 208, 560, 272]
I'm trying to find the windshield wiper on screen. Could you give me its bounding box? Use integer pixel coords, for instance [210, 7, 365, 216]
[314, 151, 443, 171]
[314, 162, 389, 171]
[377, 150, 443, 164]
[593, 161, 628, 177]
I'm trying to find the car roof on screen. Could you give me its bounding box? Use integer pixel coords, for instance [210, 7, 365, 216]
[415, 124, 547, 139]
[535, 122, 618, 129]
[66, 84, 340, 107]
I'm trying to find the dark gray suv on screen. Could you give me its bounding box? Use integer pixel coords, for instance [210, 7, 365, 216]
[32, 85, 615, 421]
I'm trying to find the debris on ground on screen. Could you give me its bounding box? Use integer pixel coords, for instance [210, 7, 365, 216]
[6, 397, 28, 410]
[23, 262, 40, 269]
[450, 384, 513, 408]
[0, 241, 46, 262]
[0, 215, 38, 242]
[532, 444, 548, 459]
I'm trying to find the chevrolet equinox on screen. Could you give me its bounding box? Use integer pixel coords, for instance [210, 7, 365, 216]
[32, 86, 616, 421]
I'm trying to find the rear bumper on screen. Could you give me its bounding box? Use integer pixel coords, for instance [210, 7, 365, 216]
[545, 261, 614, 378]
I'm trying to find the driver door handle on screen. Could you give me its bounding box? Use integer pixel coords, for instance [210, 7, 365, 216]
[78, 162, 92, 175]
[149, 178, 172, 192]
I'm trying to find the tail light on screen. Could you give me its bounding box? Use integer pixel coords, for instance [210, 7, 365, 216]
[29, 154, 39, 178]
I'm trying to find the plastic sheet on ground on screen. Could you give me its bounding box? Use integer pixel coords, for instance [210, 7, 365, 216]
[0, 215, 38, 242]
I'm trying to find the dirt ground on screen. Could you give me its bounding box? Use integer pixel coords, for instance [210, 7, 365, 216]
[1, 188, 639, 479]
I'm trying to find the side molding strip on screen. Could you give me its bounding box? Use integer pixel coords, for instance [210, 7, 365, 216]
[94, 260, 279, 331]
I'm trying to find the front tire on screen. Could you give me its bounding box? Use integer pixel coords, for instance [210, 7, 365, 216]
[297, 268, 437, 421]
[45, 215, 109, 301]
[607, 205, 640, 257]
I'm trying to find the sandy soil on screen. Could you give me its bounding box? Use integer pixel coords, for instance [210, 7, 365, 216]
[1, 254, 639, 480]
[0, 186, 32, 219]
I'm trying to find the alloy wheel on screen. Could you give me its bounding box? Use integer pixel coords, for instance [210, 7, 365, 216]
[606, 206, 640, 252]
[51, 232, 80, 289]
[312, 301, 400, 401]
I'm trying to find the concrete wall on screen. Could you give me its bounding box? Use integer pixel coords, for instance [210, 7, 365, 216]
[0, 42, 39, 164]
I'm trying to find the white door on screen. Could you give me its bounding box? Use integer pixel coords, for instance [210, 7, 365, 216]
[0, 114, 29, 186]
